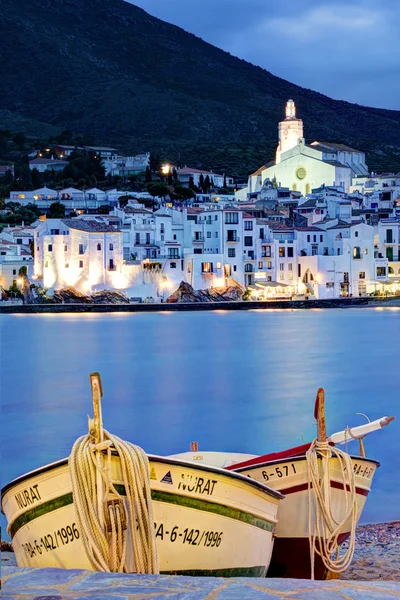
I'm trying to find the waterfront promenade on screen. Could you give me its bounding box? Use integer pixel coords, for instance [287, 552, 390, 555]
[0, 295, 399, 313]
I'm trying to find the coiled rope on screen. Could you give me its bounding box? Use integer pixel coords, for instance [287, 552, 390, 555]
[69, 429, 158, 574]
[306, 438, 358, 579]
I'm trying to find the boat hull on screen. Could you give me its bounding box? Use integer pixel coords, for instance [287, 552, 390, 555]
[2, 455, 281, 576]
[168, 450, 378, 579]
[234, 454, 378, 579]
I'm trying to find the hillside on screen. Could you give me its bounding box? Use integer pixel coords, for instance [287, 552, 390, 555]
[1, 0, 400, 176]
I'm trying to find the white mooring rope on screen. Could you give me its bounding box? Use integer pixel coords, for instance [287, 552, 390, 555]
[69, 429, 159, 574]
[306, 438, 358, 579]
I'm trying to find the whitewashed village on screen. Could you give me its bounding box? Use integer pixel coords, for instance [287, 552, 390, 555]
[1, 100, 399, 304]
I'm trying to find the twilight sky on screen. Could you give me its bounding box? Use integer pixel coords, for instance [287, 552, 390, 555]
[130, 0, 400, 110]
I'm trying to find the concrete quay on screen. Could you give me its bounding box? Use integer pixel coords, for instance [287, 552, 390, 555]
[0, 295, 400, 313]
[2, 565, 400, 600]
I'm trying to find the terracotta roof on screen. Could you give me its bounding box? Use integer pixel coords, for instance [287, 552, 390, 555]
[251, 164, 271, 177]
[61, 219, 120, 233]
[123, 207, 153, 214]
[297, 199, 317, 208]
[311, 141, 362, 153]
[295, 226, 324, 232]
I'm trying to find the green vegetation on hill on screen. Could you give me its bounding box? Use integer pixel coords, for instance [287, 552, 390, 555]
[1, 0, 400, 176]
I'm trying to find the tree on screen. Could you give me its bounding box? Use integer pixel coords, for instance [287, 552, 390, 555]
[223, 174, 227, 188]
[13, 132, 25, 150]
[3, 169, 14, 185]
[146, 182, 169, 199]
[204, 175, 211, 193]
[145, 166, 152, 183]
[199, 173, 204, 192]
[188, 175, 195, 190]
[48, 201, 66, 218]
[174, 186, 195, 200]
[31, 167, 42, 188]
[98, 204, 111, 214]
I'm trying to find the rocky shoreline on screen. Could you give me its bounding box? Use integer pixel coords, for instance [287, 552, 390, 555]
[2, 522, 399, 580]
[339, 521, 400, 581]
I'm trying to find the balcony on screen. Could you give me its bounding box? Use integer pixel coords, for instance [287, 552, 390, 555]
[193, 236, 204, 242]
[226, 236, 240, 243]
[384, 239, 395, 245]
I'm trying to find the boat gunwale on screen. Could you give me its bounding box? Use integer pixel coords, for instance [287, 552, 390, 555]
[1, 452, 283, 512]
[232, 453, 381, 472]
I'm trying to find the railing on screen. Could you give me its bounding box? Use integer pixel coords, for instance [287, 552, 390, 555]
[226, 236, 240, 242]
[193, 236, 204, 242]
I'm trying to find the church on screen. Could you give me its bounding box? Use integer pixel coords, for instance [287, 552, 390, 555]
[236, 100, 369, 199]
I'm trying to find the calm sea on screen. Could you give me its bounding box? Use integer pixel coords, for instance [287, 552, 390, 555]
[1, 308, 399, 538]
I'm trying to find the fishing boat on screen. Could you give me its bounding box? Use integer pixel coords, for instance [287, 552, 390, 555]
[170, 389, 394, 580]
[1, 373, 282, 577]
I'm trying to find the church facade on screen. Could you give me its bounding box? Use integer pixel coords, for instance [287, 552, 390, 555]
[236, 100, 369, 200]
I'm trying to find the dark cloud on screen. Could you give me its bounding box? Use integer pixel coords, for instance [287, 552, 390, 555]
[129, 0, 400, 109]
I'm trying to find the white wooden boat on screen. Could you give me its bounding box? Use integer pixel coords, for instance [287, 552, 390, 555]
[169, 449, 378, 578]
[170, 392, 393, 579]
[1, 374, 283, 577]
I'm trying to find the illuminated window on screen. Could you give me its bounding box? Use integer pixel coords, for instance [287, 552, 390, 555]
[364, 248, 368, 255]
[353, 246, 361, 259]
[279, 247, 285, 257]
[359, 272, 365, 279]
[202, 262, 213, 273]
[45, 261, 48, 268]
[216, 262, 222, 269]
[267, 261, 272, 269]
[258, 261, 263, 269]
[65, 263, 69, 268]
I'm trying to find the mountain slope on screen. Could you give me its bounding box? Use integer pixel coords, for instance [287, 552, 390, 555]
[1, 0, 400, 172]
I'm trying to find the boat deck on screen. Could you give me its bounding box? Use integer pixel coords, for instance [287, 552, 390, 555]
[2, 560, 399, 599]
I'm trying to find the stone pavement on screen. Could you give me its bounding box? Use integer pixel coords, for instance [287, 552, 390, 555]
[2, 566, 400, 600]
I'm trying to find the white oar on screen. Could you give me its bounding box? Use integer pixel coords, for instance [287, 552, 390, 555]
[328, 415, 395, 446]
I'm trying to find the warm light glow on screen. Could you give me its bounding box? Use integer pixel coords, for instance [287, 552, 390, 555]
[213, 277, 225, 288]
[216, 262, 222, 269]
[161, 164, 170, 175]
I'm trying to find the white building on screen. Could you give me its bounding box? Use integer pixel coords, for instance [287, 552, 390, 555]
[103, 153, 150, 177]
[29, 158, 69, 173]
[34, 217, 124, 293]
[177, 168, 233, 189]
[237, 100, 369, 199]
[8, 186, 122, 212]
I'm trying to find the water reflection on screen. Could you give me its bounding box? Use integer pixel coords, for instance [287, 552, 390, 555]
[1, 308, 399, 538]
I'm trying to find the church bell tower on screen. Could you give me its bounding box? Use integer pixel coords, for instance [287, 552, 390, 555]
[276, 100, 304, 164]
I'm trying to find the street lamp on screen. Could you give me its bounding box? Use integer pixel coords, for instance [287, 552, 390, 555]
[161, 164, 171, 176]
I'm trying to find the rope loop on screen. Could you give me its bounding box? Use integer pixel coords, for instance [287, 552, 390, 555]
[306, 438, 358, 579]
[69, 429, 159, 574]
